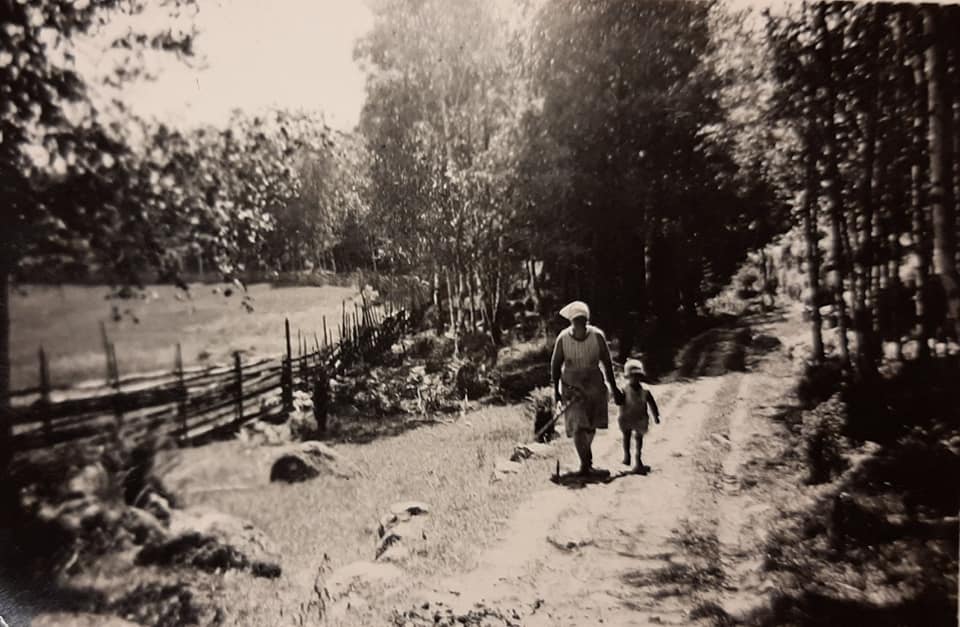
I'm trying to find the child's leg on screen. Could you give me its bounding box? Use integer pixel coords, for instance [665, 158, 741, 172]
[634, 432, 645, 470]
[622, 429, 632, 465]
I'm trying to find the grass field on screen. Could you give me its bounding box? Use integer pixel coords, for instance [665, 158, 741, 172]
[159, 405, 560, 625]
[10, 283, 361, 391]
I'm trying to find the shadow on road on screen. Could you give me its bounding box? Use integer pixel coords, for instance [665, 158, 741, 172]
[549, 468, 648, 490]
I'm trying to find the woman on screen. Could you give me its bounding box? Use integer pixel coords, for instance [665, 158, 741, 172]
[550, 300, 623, 475]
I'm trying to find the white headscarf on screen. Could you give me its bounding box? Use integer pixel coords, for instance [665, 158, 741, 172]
[624, 359, 646, 376]
[559, 300, 590, 321]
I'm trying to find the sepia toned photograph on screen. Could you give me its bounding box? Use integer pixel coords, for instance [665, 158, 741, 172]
[1, 0, 958, 625]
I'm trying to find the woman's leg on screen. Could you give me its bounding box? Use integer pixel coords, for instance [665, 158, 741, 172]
[574, 428, 595, 472]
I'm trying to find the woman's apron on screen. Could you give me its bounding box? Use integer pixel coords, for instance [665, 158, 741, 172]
[559, 328, 609, 436]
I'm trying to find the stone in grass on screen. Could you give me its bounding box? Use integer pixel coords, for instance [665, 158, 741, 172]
[510, 442, 553, 463]
[377, 501, 430, 538]
[376, 501, 431, 562]
[269, 441, 360, 483]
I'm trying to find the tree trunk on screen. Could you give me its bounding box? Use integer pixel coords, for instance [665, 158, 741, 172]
[445, 269, 458, 356]
[803, 164, 826, 364]
[816, 3, 850, 369]
[854, 5, 882, 379]
[924, 8, 960, 342]
[526, 259, 541, 312]
[0, 267, 11, 484]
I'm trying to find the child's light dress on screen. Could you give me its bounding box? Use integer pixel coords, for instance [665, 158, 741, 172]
[618, 384, 652, 434]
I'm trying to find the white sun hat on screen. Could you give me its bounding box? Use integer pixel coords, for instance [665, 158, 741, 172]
[559, 300, 590, 321]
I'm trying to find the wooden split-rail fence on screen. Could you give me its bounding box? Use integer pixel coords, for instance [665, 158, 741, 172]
[7, 300, 413, 455]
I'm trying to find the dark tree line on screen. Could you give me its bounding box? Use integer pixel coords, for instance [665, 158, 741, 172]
[768, 2, 960, 379]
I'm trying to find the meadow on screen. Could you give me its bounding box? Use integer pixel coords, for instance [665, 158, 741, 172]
[9, 283, 361, 391]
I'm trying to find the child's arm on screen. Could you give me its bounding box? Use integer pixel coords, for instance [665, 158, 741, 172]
[647, 391, 661, 424]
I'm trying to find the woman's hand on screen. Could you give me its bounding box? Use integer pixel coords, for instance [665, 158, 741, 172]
[613, 386, 625, 406]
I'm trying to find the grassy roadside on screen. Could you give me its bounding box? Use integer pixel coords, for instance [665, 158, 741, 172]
[165, 405, 566, 624]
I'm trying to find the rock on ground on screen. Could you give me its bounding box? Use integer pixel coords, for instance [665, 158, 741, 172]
[510, 442, 553, 462]
[376, 501, 431, 562]
[269, 441, 360, 482]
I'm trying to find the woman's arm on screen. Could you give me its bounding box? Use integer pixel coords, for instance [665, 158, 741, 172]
[550, 334, 564, 402]
[596, 331, 624, 404]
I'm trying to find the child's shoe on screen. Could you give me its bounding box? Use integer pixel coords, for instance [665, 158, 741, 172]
[622, 455, 631, 466]
[634, 463, 649, 475]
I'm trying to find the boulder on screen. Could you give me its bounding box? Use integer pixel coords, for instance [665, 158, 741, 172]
[269, 441, 360, 483]
[375, 501, 430, 562]
[376, 517, 427, 562]
[510, 442, 553, 463]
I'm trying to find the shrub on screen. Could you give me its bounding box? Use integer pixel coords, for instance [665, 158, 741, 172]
[796, 360, 844, 410]
[526, 386, 557, 442]
[802, 394, 850, 485]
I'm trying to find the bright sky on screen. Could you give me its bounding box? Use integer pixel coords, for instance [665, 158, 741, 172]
[88, 0, 374, 132]
[78, 0, 799, 133]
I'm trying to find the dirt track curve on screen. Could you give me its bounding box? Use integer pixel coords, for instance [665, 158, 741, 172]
[397, 311, 803, 626]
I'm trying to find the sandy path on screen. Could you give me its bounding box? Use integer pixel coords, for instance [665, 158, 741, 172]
[404, 312, 802, 626]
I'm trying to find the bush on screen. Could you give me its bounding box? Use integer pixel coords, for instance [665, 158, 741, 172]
[802, 395, 850, 485]
[526, 386, 557, 442]
[796, 360, 844, 410]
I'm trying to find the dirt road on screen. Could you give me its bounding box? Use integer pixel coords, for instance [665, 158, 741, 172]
[400, 311, 805, 626]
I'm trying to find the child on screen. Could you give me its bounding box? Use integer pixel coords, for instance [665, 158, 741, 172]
[618, 359, 661, 475]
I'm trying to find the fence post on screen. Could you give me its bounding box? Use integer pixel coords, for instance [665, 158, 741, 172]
[109, 342, 124, 433]
[99, 321, 112, 384]
[234, 352, 243, 424]
[282, 318, 293, 414]
[38, 347, 51, 443]
[312, 364, 329, 437]
[298, 330, 306, 385]
[322, 315, 328, 348]
[175, 343, 187, 444]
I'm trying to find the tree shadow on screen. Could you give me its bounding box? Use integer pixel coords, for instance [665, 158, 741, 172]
[761, 589, 956, 627]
